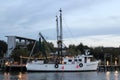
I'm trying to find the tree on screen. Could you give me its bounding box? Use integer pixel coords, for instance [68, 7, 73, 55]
[11, 48, 29, 62]
[91, 47, 104, 60]
[0, 40, 7, 57]
[27, 41, 55, 57]
[77, 43, 89, 54]
[68, 44, 81, 56]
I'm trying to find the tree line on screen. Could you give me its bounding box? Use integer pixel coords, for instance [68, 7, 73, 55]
[0, 40, 120, 62]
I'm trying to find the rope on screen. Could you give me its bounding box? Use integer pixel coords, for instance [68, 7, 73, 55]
[62, 17, 79, 46]
[27, 33, 39, 62]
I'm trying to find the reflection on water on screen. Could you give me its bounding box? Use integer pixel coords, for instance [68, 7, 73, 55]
[0, 71, 120, 80]
[114, 71, 119, 80]
[4, 72, 10, 80]
[105, 71, 119, 80]
[106, 71, 111, 80]
[3, 72, 28, 80]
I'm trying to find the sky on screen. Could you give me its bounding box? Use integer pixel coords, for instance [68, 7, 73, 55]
[0, 0, 120, 47]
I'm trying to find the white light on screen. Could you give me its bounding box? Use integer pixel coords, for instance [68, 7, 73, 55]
[5, 62, 9, 66]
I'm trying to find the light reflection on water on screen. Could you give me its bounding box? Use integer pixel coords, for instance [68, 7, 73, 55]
[0, 71, 120, 80]
[105, 71, 119, 80]
[3, 72, 28, 80]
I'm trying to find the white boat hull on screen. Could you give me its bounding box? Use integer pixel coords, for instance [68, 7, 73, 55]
[26, 61, 98, 72]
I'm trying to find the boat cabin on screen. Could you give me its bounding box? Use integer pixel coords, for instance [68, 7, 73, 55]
[62, 55, 94, 64]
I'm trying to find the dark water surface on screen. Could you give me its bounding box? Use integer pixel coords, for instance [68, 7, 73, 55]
[0, 71, 120, 80]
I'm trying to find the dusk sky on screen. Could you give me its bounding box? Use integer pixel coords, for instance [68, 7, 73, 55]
[0, 0, 120, 47]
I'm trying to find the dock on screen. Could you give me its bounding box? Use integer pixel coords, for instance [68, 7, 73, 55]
[4, 64, 27, 72]
[98, 65, 120, 72]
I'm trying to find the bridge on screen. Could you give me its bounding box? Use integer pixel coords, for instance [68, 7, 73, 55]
[6, 36, 36, 57]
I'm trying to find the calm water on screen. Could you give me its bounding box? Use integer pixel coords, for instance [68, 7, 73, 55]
[0, 71, 120, 80]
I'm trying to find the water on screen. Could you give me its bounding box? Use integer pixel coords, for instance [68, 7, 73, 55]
[0, 71, 120, 80]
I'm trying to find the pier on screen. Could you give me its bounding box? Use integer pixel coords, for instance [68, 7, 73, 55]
[98, 65, 120, 72]
[4, 64, 26, 72]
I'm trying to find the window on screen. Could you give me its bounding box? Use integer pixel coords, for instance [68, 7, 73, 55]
[79, 59, 82, 62]
[64, 62, 67, 64]
[68, 59, 72, 62]
[74, 59, 77, 62]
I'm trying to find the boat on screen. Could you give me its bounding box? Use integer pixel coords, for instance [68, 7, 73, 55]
[26, 9, 99, 72]
[26, 51, 99, 72]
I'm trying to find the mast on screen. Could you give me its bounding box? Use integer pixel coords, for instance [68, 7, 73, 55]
[56, 15, 59, 47]
[56, 9, 63, 63]
[56, 15, 60, 59]
[59, 9, 63, 62]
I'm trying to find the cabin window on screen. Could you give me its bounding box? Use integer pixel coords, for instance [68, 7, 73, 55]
[88, 57, 92, 62]
[79, 59, 82, 62]
[74, 59, 77, 62]
[64, 62, 67, 64]
[68, 59, 72, 62]
[85, 57, 87, 63]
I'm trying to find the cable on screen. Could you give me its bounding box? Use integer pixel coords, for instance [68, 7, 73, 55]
[62, 17, 79, 46]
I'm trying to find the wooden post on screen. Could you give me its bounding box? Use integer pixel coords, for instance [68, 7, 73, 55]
[119, 55, 120, 66]
[104, 54, 106, 71]
[20, 56, 23, 72]
[110, 55, 112, 66]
